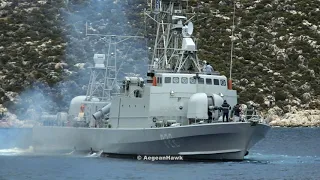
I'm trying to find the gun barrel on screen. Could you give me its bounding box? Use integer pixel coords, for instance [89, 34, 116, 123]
[92, 103, 111, 120]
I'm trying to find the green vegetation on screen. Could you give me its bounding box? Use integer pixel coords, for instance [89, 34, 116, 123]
[0, 0, 319, 115]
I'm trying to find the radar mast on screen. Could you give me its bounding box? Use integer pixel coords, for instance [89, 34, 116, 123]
[145, 0, 201, 73]
[85, 23, 144, 102]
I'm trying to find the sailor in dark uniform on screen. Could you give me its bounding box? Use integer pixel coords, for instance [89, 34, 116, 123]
[221, 100, 231, 122]
[231, 103, 241, 122]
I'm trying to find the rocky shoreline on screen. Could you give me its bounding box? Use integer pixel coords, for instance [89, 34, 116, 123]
[266, 110, 320, 127]
[1, 0, 320, 128]
[1, 108, 319, 128]
[2, 100, 320, 128]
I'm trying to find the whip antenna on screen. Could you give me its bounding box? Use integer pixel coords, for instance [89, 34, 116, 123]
[228, 1, 236, 89]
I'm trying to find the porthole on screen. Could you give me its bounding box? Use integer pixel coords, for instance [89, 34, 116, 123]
[181, 77, 188, 84]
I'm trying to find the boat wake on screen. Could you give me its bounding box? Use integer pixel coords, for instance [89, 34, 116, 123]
[65, 150, 75, 155]
[244, 152, 320, 164]
[0, 146, 34, 156]
[0, 146, 104, 158]
[86, 150, 103, 158]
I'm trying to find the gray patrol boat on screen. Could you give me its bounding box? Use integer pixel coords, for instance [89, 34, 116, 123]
[32, 0, 270, 160]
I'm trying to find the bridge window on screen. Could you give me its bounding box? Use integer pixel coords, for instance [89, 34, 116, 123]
[157, 77, 162, 84]
[189, 77, 196, 84]
[165, 77, 171, 83]
[220, 79, 226, 86]
[198, 78, 204, 84]
[173, 77, 179, 84]
[206, 78, 212, 85]
[213, 79, 219, 85]
[181, 77, 188, 84]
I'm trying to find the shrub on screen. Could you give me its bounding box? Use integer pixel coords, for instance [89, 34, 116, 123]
[275, 90, 287, 101]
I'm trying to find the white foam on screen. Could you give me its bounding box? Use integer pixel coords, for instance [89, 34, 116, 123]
[246, 152, 320, 164]
[65, 150, 75, 155]
[85, 150, 103, 158]
[0, 146, 33, 156]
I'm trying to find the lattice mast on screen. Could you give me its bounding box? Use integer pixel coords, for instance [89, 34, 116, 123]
[85, 22, 144, 102]
[85, 53, 114, 102]
[145, 0, 201, 73]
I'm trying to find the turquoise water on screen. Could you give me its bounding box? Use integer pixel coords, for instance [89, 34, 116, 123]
[0, 128, 320, 180]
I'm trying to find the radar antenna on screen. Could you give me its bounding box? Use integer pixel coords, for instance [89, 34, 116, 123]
[145, 0, 201, 73]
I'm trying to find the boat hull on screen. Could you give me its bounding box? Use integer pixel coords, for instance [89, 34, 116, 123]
[32, 122, 270, 160]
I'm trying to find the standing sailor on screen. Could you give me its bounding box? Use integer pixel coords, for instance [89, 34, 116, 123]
[205, 62, 214, 75]
[0, 108, 3, 119]
[221, 100, 231, 122]
[202, 60, 207, 72]
[231, 103, 241, 122]
[0, 107, 7, 119]
[245, 104, 255, 120]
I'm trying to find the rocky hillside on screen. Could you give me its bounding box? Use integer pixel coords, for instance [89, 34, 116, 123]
[190, 0, 320, 111]
[0, 0, 147, 119]
[0, 0, 319, 121]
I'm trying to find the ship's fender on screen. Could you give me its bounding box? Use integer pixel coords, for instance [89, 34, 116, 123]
[187, 93, 208, 119]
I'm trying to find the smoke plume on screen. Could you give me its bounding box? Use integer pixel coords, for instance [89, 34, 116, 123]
[5, 0, 148, 122]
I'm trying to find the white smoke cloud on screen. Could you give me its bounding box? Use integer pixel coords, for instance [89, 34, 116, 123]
[5, 0, 148, 122]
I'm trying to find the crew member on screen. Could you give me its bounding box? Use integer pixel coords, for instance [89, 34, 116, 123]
[202, 61, 207, 72]
[0, 108, 7, 119]
[231, 103, 241, 122]
[245, 104, 255, 120]
[0, 108, 3, 119]
[221, 100, 231, 122]
[205, 62, 214, 75]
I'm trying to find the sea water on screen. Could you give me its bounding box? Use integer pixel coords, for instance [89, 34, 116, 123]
[0, 127, 319, 180]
